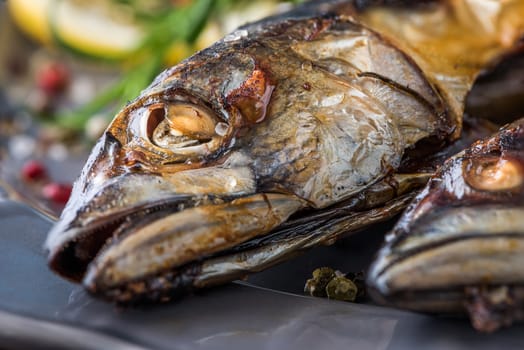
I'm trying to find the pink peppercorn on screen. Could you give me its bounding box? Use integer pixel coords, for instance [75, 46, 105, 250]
[21, 160, 48, 181]
[42, 183, 72, 204]
[36, 62, 70, 96]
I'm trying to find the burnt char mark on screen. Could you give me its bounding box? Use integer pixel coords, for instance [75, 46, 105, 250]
[88, 262, 203, 306]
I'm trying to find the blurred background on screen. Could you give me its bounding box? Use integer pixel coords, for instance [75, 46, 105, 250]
[0, 0, 300, 217]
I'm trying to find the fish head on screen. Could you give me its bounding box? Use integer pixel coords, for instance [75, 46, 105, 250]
[45, 15, 455, 302]
[45, 44, 311, 290]
[367, 120, 524, 322]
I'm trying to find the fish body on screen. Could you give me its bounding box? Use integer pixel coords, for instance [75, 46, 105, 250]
[367, 118, 524, 332]
[45, 0, 524, 303]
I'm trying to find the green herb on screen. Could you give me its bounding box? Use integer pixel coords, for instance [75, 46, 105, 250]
[305, 267, 366, 302]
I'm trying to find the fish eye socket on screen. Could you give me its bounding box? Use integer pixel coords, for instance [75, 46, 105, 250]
[145, 103, 228, 154]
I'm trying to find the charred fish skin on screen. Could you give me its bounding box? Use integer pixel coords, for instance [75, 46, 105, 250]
[367, 119, 524, 332]
[45, 1, 524, 304]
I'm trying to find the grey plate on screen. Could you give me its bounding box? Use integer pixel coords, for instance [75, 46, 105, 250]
[1, 199, 524, 350]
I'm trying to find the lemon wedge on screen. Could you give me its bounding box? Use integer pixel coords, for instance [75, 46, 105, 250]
[8, 0, 145, 61]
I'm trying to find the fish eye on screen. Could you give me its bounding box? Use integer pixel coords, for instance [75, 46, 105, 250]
[145, 103, 228, 156]
[464, 155, 523, 192]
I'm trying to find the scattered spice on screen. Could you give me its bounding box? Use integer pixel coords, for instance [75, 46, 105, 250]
[326, 276, 358, 302]
[19, 160, 73, 205]
[304, 267, 336, 297]
[21, 160, 48, 181]
[42, 182, 72, 204]
[305, 267, 367, 302]
[36, 62, 70, 96]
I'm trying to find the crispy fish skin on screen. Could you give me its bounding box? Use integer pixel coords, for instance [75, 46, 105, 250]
[367, 119, 524, 332]
[45, 1, 524, 303]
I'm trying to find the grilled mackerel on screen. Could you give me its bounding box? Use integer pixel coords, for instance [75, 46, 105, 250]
[368, 118, 524, 332]
[45, 0, 524, 303]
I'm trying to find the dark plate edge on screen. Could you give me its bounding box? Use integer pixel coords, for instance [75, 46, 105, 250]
[0, 309, 150, 350]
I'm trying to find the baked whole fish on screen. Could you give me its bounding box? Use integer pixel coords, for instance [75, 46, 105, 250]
[45, 0, 524, 304]
[367, 118, 524, 332]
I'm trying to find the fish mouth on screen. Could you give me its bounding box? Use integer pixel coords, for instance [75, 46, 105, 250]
[46, 178, 305, 289]
[368, 281, 524, 333]
[82, 189, 419, 305]
[47, 170, 428, 303]
[368, 284, 524, 320]
[367, 206, 524, 313]
[46, 194, 205, 282]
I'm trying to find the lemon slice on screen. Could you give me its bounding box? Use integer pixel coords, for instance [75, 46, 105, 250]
[49, 0, 145, 60]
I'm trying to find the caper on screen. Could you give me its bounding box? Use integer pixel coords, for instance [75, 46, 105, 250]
[325, 276, 358, 302]
[304, 267, 336, 297]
